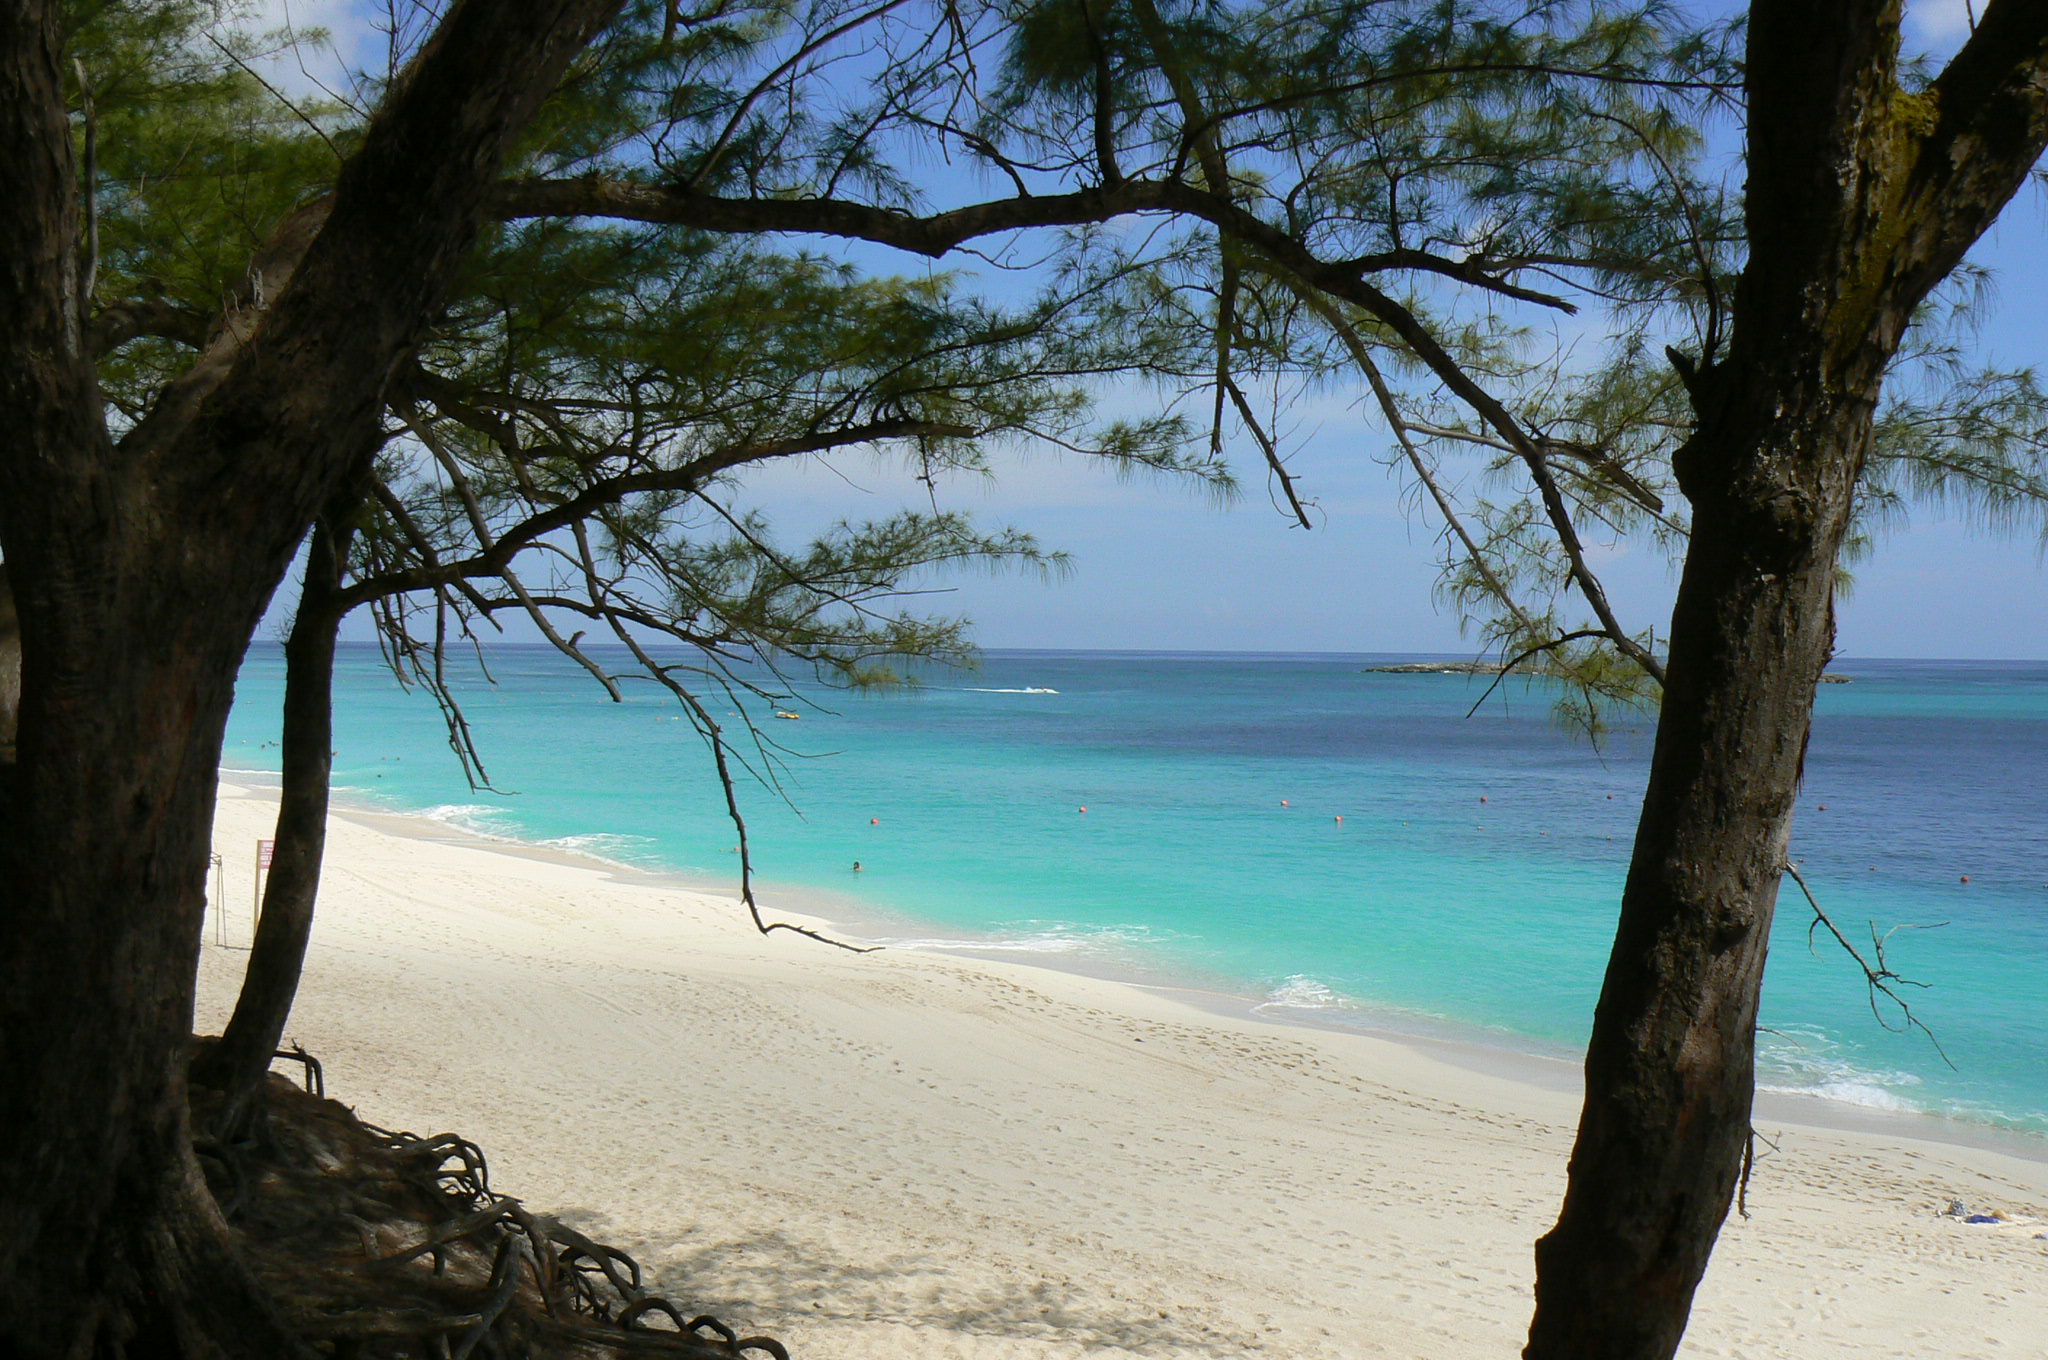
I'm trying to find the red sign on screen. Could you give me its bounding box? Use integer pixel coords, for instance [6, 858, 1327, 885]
[257, 838, 275, 869]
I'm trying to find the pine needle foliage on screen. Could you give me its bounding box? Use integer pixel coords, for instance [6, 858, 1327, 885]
[70, 0, 1217, 795]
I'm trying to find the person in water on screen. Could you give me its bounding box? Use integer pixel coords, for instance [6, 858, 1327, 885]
[851, 860, 863, 872]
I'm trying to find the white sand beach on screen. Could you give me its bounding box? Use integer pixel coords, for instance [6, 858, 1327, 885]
[196, 777, 2048, 1359]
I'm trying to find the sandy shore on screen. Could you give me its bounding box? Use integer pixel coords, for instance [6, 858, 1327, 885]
[196, 777, 2048, 1358]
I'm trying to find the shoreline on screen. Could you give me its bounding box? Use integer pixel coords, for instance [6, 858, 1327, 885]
[220, 761, 2048, 1166]
[198, 774, 2048, 1357]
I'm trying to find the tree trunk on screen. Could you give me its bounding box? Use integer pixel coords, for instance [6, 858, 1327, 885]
[0, 516, 319, 1356]
[196, 512, 355, 1130]
[0, 1, 625, 1350]
[1526, 6, 2048, 1355]
[1524, 364, 1875, 1359]
[0, 7, 289, 1346]
[0, 563, 20, 766]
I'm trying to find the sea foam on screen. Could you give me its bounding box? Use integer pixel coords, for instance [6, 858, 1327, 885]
[1756, 1026, 1928, 1115]
[1255, 975, 1361, 1014]
[539, 831, 658, 864]
[417, 803, 521, 839]
[876, 920, 1168, 957]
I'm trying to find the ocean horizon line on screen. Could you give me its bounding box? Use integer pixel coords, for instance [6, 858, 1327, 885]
[309, 639, 2048, 666]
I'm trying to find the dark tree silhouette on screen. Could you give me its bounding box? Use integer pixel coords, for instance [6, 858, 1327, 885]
[0, 0, 627, 1349]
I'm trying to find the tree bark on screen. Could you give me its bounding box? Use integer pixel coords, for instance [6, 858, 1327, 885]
[0, 564, 20, 767]
[0, 1, 625, 1351]
[196, 510, 356, 1131]
[0, 443, 318, 1358]
[1526, 4, 2048, 1356]
[1525, 363, 1875, 1360]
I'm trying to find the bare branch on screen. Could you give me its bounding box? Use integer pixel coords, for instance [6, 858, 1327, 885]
[71, 58, 96, 319]
[1735, 1127, 1779, 1220]
[1784, 860, 1953, 1068]
[1287, 281, 1538, 633]
[1221, 375, 1311, 529]
[1463, 630, 1614, 717]
[564, 538, 878, 955]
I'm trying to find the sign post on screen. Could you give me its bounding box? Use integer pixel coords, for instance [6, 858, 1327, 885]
[254, 838, 275, 930]
[209, 852, 225, 946]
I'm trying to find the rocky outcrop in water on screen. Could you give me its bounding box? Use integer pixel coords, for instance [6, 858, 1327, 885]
[1362, 660, 1852, 682]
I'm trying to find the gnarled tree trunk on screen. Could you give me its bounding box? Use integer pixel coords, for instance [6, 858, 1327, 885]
[0, 508, 319, 1358]
[1526, 4, 2048, 1356]
[0, 1, 624, 1350]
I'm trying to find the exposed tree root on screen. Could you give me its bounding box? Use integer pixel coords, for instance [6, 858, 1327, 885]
[190, 1045, 788, 1359]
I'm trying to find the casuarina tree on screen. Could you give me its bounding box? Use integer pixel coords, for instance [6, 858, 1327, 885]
[0, 1, 1207, 1347]
[0, 0, 632, 1349]
[1524, 6, 2048, 1356]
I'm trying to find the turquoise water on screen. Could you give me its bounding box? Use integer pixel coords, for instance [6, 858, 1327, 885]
[223, 645, 2048, 1137]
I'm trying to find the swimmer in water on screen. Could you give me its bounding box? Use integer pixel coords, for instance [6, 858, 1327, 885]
[852, 860, 863, 872]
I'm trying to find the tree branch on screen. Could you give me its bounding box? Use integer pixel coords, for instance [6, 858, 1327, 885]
[1894, 2, 2048, 307]
[1463, 630, 1613, 717]
[71, 58, 96, 321]
[124, 0, 630, 546]
[337, 416, 973, 608]
[1784, 860, 1954, 1068]
[89, 297, 211, 354]
[1284, 281, 1542, 636]
[489, 176, 1577, 311]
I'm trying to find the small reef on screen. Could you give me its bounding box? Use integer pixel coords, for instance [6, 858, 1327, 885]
[1362, 661, 1852, 683]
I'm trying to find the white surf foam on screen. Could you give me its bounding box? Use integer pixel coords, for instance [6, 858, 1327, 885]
[538, 832, 660, 870]
[416, 803, 521, 839]
[541, 831, 656, 855]
[875, 921, 1167, 957]
[1756, 1026, 1929, 1116]
[1254, 974, 1361, 1015]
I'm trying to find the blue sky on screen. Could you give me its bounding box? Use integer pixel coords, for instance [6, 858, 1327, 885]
[263, 0, 2048, 659]
[722, 362, 2048, 658]
[891, 0, 2041, 660]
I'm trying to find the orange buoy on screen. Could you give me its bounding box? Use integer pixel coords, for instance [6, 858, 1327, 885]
[1334, 815, 1343, 823]
[869, 817, 879, 825]
[1079, 806, 1087, 814]
[1280, 799, 1289, 807]
[1960, 875, 1971, 883]
[1479, 795, 1488, 804]
[1817, 804, 1827, 811]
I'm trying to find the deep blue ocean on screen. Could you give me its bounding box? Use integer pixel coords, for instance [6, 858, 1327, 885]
[223, 645, 2048, 1138]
